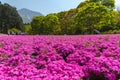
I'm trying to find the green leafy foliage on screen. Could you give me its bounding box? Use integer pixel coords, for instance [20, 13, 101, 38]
[23, 24, 32, 34]
[103, 29, 120, 34]
[8, 28, 20, 33]
[74, 2, 117, 34]
[86, 0, 115, 10]
[116, 11, 120, 29]
[57, 9, 76, 34]
[31, 16, 45, 34]
[44, 14, 61, 34]
[101, 0, 115, 11]
[0, 2, 23, 34]
[29, 0, 118, 35]
[31, 14, 61, 35]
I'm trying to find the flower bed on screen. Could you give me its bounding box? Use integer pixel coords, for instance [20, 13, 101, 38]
[0, 35, 120, 80]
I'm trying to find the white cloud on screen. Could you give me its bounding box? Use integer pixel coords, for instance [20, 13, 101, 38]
[115, 0, 120, 6]
[115, 0, 120, 10]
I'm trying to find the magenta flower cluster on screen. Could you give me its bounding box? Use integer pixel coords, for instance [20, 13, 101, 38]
[0, 35, 120, 80]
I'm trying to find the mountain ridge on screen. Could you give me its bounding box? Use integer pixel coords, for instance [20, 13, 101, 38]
[18, 8, 43, 23]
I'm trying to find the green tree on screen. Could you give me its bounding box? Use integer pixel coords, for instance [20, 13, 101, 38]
[23, 24, 32, 34]
[86, 0, 100, 2]
[57, 11, 67, 34]
[75, 2, 117, 34]
[101, 0, 115, 11]
[57, 9, 76, 34]
[77, 1, 91, 9]
[44, 14, 61, 34]
[0, 3, 23, 34]
[86, 0, 115, 10]
[116, 11, 120, 29]
[63, 9, 76, 34]
[31, 14, 61, 35]
[31, 16, 45, 34]
[45, 14, 61, 34]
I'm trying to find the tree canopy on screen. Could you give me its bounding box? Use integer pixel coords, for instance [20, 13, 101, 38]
[75, 2, 117, 34]
[30, 0, 119, 35]
[86, 0, 115, 10]
[0, 2, 23, 34]
[31, 14, 61, 35]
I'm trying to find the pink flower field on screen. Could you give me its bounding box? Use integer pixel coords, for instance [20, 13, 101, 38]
[0, 34, 120, 80]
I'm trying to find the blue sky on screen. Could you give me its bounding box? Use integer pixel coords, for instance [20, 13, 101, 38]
[1, 0, 120, 15]
[0, 0, 84, 15]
